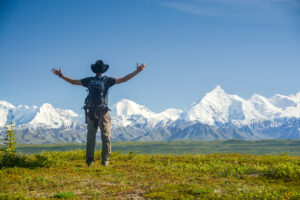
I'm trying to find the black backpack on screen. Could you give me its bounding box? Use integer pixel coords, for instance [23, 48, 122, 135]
[83, 76, 108, 126]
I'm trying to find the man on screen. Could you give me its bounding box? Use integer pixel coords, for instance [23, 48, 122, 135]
[52, 60, 145, 166]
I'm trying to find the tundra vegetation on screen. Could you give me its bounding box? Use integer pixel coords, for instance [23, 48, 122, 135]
[0, 142, 299, 199]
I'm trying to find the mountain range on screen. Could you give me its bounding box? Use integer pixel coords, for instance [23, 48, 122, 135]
[1, 86, 300, 144]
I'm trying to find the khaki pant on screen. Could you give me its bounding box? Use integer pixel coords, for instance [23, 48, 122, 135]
[86, 111, 111, 164]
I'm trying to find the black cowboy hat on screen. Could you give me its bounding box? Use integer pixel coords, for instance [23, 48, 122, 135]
[91, 60, 109, 74]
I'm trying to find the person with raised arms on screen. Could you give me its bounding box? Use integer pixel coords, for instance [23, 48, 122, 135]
[52, 60, 146, 166]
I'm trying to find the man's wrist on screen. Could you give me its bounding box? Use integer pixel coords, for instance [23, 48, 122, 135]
[59, 73, 63, 78]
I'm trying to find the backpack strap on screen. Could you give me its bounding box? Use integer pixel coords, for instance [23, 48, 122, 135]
[83, 75, 109, 126]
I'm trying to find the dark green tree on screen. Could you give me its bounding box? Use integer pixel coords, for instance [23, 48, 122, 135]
[1, 121, 16, 154]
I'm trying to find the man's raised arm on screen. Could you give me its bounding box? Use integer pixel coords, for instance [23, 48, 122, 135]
[115, 62, 146, 84]
[51, 67, 82, 86]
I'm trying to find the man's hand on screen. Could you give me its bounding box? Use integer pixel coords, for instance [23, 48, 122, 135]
[116, 62, 146, 84]
[136, 62, 146, 72]
[51, 67, 82, 85]
[52, 67, 62, 77]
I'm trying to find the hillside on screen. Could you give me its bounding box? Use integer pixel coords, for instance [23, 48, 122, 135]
[0, 150, 299, 199]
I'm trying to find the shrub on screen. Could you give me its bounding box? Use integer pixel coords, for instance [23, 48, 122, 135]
[0, 152, 57, 168]
[263, 163, 300, 180]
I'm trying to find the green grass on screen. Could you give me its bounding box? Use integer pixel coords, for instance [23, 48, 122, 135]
[53, 191, 76, 199]
[16, 139, 300, 155]
[0, 148, 299, 199]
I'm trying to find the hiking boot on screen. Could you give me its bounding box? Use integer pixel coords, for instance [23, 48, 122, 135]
[86, 158, 95, 167]
[101, 161, 109, 167]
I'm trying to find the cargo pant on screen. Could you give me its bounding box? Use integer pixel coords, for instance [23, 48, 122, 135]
[86, 111, 111, 165]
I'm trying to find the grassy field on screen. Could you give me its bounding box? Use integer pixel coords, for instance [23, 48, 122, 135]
[0, 149, 299, 199]
[1, 140, 299, 199]
[16, 139, 300, 155]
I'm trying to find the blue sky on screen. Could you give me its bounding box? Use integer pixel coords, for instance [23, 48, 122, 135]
[0, 0, 300, 114]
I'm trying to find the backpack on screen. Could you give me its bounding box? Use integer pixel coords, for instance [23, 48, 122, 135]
[83, 76, 109, 126]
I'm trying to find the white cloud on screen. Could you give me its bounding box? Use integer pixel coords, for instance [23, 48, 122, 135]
[161, 2, 223, 16]
[159, 0, 299, 23]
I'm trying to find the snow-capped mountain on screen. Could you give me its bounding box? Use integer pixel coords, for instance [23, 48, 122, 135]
[0, 101, 16, 127]
[111, 99, 182, 128]
[180, 86, 300, 126]
[1, 85, 300, 144]
[111, 99, 182, 121]
[180, 86, 250, 125]
[0, 101, 83, 129]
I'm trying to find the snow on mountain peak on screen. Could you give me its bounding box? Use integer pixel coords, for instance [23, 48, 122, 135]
[29, 103, 79, 128]
[159, 108, 182, 121]
[180, 86, 232, 124]
[0, 101, 17, 126]
[269, 94, 296, 109]
[40, 103, 54, 110]
[207, 85, 226, 97]
[249, 94, 282, 118]
[180, 86, 300, 125]
[0, 100, 15, 109]
[110, 99, 182, 128]
[111, 99, 152, 117]
[296, 92, 300, 100]
[212, 85, 224, 92]
[0, 101, 81, 128]
[111, 98, 181, 121]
